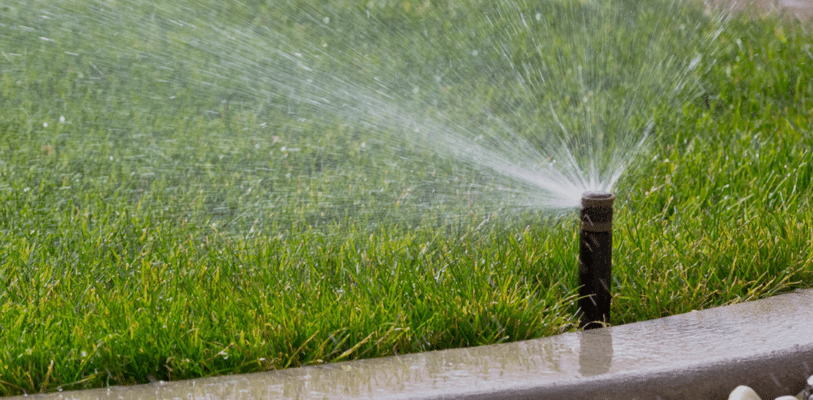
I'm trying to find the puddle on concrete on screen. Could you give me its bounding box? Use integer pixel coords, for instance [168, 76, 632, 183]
[12, 289, 813, 400]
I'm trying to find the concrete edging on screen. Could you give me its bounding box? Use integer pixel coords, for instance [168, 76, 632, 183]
[15, 288, 813, 400]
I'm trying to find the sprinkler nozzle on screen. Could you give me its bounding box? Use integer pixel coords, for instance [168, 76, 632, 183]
[579, 191, 615, 330]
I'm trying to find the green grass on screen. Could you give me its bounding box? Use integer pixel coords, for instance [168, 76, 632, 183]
[1, 0, 812, 395]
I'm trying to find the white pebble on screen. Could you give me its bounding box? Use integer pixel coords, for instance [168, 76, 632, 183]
[729, 386, 761, 400]
[773, 396, 797, 400]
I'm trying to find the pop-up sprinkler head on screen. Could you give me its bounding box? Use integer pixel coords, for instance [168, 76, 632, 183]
[579, 191, 615, 330]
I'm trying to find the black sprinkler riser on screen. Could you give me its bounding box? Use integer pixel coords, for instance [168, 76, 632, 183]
[579, 191, 615, 330]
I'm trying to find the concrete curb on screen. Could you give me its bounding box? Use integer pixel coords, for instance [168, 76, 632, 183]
[14, 288, 813, 400]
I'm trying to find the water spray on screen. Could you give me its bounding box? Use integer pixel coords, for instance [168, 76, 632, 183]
[579, 191, 615, 330]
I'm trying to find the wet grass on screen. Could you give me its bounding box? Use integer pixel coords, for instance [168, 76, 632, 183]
[1, 0, 812, 396]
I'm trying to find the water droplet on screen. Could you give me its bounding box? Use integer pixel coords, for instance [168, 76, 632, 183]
[688, 55, 701, 71]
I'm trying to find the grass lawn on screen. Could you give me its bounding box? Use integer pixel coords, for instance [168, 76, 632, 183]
[1, 0, 812, 395]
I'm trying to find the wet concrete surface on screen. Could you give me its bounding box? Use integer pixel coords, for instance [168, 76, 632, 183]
[13, 289, 813, 400]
